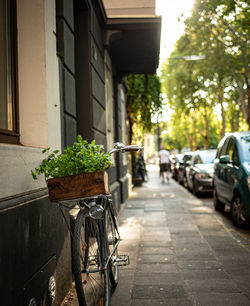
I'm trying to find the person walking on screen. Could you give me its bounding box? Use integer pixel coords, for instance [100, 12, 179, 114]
[159, 145, 171, 183]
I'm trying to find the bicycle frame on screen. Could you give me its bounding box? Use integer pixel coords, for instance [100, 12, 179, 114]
[71, 142, 142, 270]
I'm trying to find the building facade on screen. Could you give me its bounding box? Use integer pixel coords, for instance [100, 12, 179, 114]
[0, 0, 160, 304]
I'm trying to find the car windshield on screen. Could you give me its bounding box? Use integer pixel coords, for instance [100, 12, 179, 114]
[200, 151, 216, 164]
[240, 135, 250, 161]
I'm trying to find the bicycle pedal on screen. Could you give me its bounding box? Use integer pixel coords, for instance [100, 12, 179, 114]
[114, 255, 130, 266]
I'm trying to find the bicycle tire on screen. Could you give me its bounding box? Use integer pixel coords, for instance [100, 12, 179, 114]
[72, 210, 110, 306]
[105, 208, 119, 288]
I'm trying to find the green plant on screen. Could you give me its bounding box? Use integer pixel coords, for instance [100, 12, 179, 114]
[31, 135, 112, 180]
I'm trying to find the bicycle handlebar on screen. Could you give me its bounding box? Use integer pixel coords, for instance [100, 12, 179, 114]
[109, 142, 143, 154]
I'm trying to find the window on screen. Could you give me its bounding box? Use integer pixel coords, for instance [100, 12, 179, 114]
[240, 135, 250, 162]
[219, 137, 230, 157]
[225, 138, 234, 161]
[193, 155, 199, 165]
[0, 0, 18, 144]
[232, 144, 239, 165]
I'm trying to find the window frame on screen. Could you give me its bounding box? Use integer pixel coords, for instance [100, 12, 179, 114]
[0, 0, 19, 144]
[232, 143, 240, 165]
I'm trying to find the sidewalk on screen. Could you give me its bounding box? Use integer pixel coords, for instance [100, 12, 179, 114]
[62, 165, 250, 306]
[110, 165, 250, 306]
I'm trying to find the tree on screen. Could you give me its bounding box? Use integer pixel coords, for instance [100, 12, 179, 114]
[189, 0, 250, 128]
[126, 74, 162, 144]
[160, 0, 249, 152]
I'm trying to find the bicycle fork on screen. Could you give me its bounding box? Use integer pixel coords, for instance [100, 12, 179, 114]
[83, 200, 130, 270]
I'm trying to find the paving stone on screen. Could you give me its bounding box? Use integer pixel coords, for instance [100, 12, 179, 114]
[204, 236, 239, 245]
[136, 263, 180, 274]
[131, 298, 192, 306]
[184, 278, 240, 293]
[140, 236, 172, 244]
[142, 226, 170, 233]
[133, 272, 183, 286]
[233, 275, 250, 299]
[218, 252, 250, 261]
[178, 260, 223, 270]
[197, 223, 223, 231]
[182, 269, 230, 280]
[139, 240, 173, 247]
[168, 224, 198, 232]
[190, 293, 250, 306]
[219, 259, 250, 276]
[126, 203, 146, 209]
[132, 284, 187, 299]
[141, 229, 171, 239]
[110, 282, 133, 306]
[171, 231, 201, 240]
[137, 254, 176, 264]
[118, 209, 144, 224]
[138, 247, 174, 255]
[175, 248, 215, 260]
[174, 243, 210, 252]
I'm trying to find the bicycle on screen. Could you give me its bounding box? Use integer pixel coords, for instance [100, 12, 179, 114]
[134, 156, 148, 183]
[56, 142, 142, 306]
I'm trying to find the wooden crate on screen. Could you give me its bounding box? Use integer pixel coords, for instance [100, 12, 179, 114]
[47, 171, 110, 202]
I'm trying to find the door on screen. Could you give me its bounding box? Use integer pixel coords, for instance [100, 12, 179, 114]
[215, 137, 230, 201]
[188, 155, 199, 190]
[220, 138, 238, 203]
[224, 139, 240, 202]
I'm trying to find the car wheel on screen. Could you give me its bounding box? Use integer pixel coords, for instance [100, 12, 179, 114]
[213, 188, 225, 212]
[193, 179, 199, 196]
[231, 195, 249, 228]
[183, 176, 188, 188]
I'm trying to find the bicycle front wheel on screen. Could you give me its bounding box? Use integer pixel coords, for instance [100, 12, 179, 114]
[72, 210, 110, 306]
[105, 208, 119, 288]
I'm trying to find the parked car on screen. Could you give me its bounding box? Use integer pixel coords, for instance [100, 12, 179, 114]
[171, 154, 184, 180]
[186, 150, 216, 195]
[178, 151, 196, 185]
[213, 131, 250, 228]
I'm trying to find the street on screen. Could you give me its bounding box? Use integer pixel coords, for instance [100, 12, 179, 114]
[194, 190, 250, 244]
[63, 165, 250, 306]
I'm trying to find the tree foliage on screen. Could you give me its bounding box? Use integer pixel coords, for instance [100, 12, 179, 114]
[160, 0, 249, 151]
[126, 74, 162, 143]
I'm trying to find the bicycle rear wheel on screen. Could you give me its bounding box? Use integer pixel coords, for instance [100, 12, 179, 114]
[105, 208, 119, 288]
[72, 210, 110, 306]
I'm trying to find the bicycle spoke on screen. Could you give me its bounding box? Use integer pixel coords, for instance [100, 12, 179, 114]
[73, 212, 109, 305]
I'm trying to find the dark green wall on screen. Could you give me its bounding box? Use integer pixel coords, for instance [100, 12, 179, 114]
[0, 190, 72, 305]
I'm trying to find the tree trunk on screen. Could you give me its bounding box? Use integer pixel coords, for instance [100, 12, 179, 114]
[234, 75, 248, 126]
[204, 108, 209, 150]
[187, 135, 194, 151]
[193, 115, 198, 150]
[219, 84, 225, 138]
[231, 111, 240, 132]
[243, 70, 250, 129]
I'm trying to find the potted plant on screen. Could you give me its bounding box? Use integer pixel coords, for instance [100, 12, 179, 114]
[31, 135, 112, 202]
